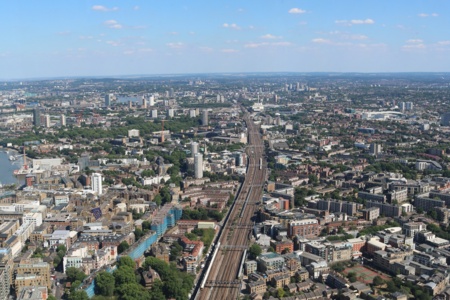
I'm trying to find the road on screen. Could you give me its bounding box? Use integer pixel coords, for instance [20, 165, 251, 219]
[196, 113, 266, 300]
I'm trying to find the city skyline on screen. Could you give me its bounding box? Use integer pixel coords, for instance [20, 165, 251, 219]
[1, 0, 449, 79]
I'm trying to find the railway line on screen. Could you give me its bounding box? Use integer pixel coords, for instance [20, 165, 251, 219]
[195, 113, 266, 300]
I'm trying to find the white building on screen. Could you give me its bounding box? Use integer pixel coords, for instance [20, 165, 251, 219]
[91, 173, 103, 195]
[194, 153, 203, 179]
[44, 114, 51, 128]
[151, 109, 158, 118]
[191, 142, 199, 158]
[60, 114, 66, 126]
[189, 109, 196, 118]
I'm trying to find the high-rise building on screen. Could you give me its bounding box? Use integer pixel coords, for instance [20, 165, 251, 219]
[370, 143, 382, 156]
[167, 108, 175, 118]
[142, 97, 147, 109]
[169, 88, 174, 98]
[149, 95, 155, 106]
[33, 108, 41, 127]
[44, 114, 51, 128]
[60, 114, 66, 126]
[194, 153, 203, 179]
[191, 142, 198, 158]
[202, 110, 208, 126]
[441, 112, 450, 126]
[105, 94, 113, 107]
[91, 173, 103, 195]
[405, 102, 414, 111]
[189, 109, 196, 118]
[151, 109, 158, 118]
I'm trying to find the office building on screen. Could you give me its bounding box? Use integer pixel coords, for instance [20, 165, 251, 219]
[91, 173, 103, 195]
[149, 95, 155, 106]
[142, 97, 147, 109]
[33, 108, 41, 127]
[202, 110, 208, 126]
[189, 109, 196, 118]
[194, 153, 203, 179]
[44, 114, 50, 128]
[168, 108, 175, 118]
[105, 94, 113, 107]
[60, 114, 66, 126]
[191, 142, 199, 158]
[370, 143, 382, 156]
[151, 109, 158, 118]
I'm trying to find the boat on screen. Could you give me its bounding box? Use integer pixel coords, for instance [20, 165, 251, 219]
[9, 156, 16, 161]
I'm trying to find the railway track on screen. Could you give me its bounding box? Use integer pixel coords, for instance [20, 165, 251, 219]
[196, 114, 266, 300]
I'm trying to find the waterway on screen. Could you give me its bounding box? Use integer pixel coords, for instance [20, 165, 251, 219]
[0, 150, 22, 185]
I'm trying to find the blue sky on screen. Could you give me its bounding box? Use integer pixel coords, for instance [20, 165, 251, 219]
[0, 0, 449, 79]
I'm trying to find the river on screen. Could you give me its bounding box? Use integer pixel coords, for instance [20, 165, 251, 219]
[0, 150, 22, 185]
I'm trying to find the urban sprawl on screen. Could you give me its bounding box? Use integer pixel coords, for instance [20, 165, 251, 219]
[0, 74, 450, 300]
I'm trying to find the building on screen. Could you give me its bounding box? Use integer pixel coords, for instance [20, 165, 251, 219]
[17, 286, 48, 300]
[441, 112, 450, 126]
[33, 108, 41, 127]
[366, 201, 401, 217]
[194, 153, 203, 179]
[191, 142, 199, 158]
[247, 280, 266, 295]
[362, 207, 380, 221]
[189, 109, 196, 118]
[15, 259, 51, 295]
[287, 219, 320, 238]
[202, 110, 208, 126]
[60, 114, 66, 126]
[245, 260, 257, 275]
[91, 173, 103, 195]
[167, 108, 175, 118]
[44, 114, 50, 128]
[370, 143, 382, 156]
[142, 97, 147, 109]
[105, 94, 113, 107]
[151, 109, 158, 118]
[256, 252, 284, 272]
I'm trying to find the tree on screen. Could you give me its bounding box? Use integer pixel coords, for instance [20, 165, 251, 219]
[277, 288, 285, 298]
[268, 246, 275, 253]
[118, 241, 130, 254]
[48, 295, 57, 300]
[116, 283, 151, 300]
[68, 291, 89, 300]
[66, 267, 87, 283]
[386, 280, 397, 292]
[114, 265, 136, 286]
[249, 244, 262, 259]
[95, 271, 115, 296]
[117, 256, 135, 269]
[373, 275, 384, 286]
[347, 272, 357, 283]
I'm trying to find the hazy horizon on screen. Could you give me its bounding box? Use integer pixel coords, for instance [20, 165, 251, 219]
[2, 0, 449, 79]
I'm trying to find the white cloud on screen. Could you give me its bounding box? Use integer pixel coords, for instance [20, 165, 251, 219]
[245, 41, 292, 48]
[402, 43, 426, 49]
[221, 49, 239, 53]
[312, 38, 332, 44]
[418, 13, 438, 18]
[244, 42, 269, 48]
[438, 41, 450, 45]
[138, 48, 153, 53]
[261, 34, 282, 39]
[168, 32, 179, 35]
[104, 20, 123, 29]
[133, 6, 140, 11]
[106, 40, 122, 47]
[289, 8, 306, 14]
[223, 23, 241, 30]
[406, 39, 423, 43]
[79, 35, 94, 40]
[199, 46, 213, 52]
[336, 19, 375, 26]
[167, 42, 184, 49]
[123, 50, 135, 55]
[92, 5, 118, 12]
[56, 31, 71, 36]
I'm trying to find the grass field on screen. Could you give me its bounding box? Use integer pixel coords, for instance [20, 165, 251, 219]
[342, 265, 390, 284]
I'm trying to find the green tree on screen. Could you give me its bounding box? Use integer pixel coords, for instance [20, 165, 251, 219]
[118, 241, 130, 254]
[48, 295, 57, 300]
[249, 244, 262, 259]
[277, 288, 285, 298]
[94, 271, 115, 296]
[68, 290, 89, 300]
[117, 256, 135, 269]
[114, 266, 136, 286]
[373, 275, 384, 286]
[115, 283, 151, 300]
[66, 267, 87, 283]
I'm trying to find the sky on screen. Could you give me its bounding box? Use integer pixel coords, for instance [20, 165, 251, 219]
[0, 0, 449, 79]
